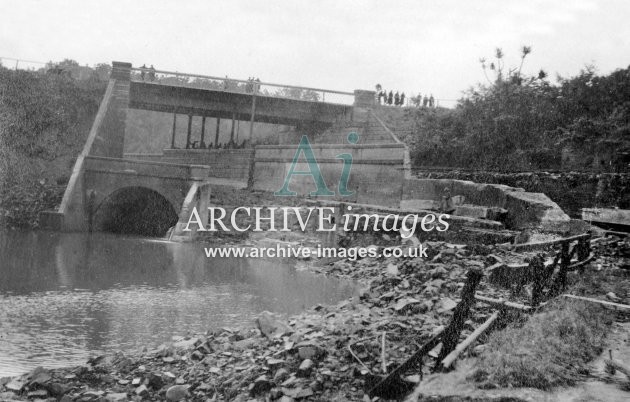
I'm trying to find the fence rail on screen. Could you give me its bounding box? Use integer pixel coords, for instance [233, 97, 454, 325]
[130, 67, 355, 105]
[0, 56, 47, 71]
[412, 166, 630, 175]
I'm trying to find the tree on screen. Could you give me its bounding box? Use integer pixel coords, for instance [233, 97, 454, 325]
[273, 87, 320, 101]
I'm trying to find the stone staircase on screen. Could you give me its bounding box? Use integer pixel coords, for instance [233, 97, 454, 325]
[311, 111, 403, 145]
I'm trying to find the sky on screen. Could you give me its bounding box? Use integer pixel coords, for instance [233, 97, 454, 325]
[1, 0, 629, 106]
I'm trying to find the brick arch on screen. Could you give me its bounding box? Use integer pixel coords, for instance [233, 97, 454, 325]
[92, 186, 179, 236]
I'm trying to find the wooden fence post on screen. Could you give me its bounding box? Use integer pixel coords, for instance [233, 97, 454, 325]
[435, 268, 483, 371]
[530, 254, 547, 307]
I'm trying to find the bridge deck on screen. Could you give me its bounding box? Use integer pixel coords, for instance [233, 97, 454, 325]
[129, 81, 354, 125]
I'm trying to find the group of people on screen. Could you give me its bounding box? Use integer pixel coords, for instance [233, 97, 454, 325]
[139, 64, 156, 81]
[184, 139, 250, 150]
[375, 84, 438, 108]
[378, 90, 406, 106]
[416, 93, 436, 108]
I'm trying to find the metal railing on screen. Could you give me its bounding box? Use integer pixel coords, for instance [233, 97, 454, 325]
[0, 56, 48, 71]
[130, 67, 355, 105]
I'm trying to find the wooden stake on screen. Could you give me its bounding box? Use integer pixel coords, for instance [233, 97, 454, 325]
[368, 328, 444, 398]
[441, 311, 499, 369]
[381, 331, 387, 374]
[474, 295, 531, 311]
[562, 294, 630, 311]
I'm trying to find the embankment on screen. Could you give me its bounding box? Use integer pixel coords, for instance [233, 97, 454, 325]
[0, 66, 106, 228]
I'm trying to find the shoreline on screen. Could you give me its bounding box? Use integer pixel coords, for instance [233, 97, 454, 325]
[1, 187, 629, 401]
[2, 227, 627, 401]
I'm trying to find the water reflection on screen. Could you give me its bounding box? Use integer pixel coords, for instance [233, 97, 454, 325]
[0, 230, 356, 376]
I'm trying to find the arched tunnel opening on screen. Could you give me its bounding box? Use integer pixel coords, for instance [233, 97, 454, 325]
[93, 187, 179, 237]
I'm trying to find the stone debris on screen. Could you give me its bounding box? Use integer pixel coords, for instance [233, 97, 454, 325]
[0, 236, 627, 401]
[256, 311, 292, 339]
[297, 359, 314, 377]
[104, 392, 128, 402]
[165, 384, 189, 401]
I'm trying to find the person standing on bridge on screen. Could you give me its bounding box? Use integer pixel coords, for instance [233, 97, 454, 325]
[394, 91, 400, 106]
[375, 84, 382, 104]
[140, 64, 146, 81]
[429, 94, 435, 107]
[387, 91, 393, 105]
[148, 65, 156, 81]
[400, 92, 406, 107]
[414, 93, 421, 107]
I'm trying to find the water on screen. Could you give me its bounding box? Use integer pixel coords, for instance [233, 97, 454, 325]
[0, 230, 356, 377]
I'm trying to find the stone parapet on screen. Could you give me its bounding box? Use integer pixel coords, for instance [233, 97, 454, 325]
[353, 90, 376, 107]
[111, 61, 132, 81]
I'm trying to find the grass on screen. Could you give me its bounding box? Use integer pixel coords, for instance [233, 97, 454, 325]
[470, 298, 611, 390]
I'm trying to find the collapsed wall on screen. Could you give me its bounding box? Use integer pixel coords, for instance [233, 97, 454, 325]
[402, 178, 571, 232]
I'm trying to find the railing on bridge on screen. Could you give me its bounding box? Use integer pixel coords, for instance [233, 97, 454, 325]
[130, 67, 355, 105]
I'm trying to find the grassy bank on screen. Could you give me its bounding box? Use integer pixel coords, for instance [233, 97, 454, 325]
[470, 299, 610, 390]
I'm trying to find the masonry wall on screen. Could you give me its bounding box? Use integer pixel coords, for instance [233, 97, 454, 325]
[90, 63, 131, 158]
[252, 143, 408, 207]
[125, 149, 254, 181]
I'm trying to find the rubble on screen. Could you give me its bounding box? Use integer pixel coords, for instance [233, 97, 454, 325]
[0, 233, 627, 401]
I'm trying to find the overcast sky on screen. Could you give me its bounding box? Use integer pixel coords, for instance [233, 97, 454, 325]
[1, 0, 629, 106]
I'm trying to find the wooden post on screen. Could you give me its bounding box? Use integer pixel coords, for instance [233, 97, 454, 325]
[557, 242, 571, 294]
[530, 254, 547, 307]
[215, 118, 220, 146]
[368, 328, 444, 398]
[200, 116, 206, 148]
[249, 93, 256, 141]
[230, 111, 236, 144]
[576, 235, 591, 274]
[435, 268, 483, 371]
[170, 112, 177, 148]
[186, 115, 193, 149]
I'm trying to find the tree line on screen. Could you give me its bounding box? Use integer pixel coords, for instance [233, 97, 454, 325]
[408, 47, 630, 172]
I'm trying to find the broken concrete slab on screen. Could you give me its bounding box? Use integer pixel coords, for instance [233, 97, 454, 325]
[403, 178, 571, 231]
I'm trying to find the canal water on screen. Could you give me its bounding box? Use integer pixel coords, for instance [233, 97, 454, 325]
[0, 230, 356, 377]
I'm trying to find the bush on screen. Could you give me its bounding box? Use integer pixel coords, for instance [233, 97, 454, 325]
[0, 62, 106, 227]
[409, 48, 630, 172]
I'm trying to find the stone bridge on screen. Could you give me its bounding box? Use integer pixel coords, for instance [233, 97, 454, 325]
[40, 61, 572, 238]
[84, 156, 208, 209]
[39, 61, 368, 237]
[41, 154, 211, 237]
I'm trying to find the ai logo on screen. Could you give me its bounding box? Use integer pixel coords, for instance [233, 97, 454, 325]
[274, 132, 359, 197]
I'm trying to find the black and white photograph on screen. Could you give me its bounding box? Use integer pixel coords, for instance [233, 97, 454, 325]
[1, 1, 629, 401]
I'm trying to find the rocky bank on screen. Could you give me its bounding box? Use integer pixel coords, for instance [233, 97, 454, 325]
[1, 229, 628, 401]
